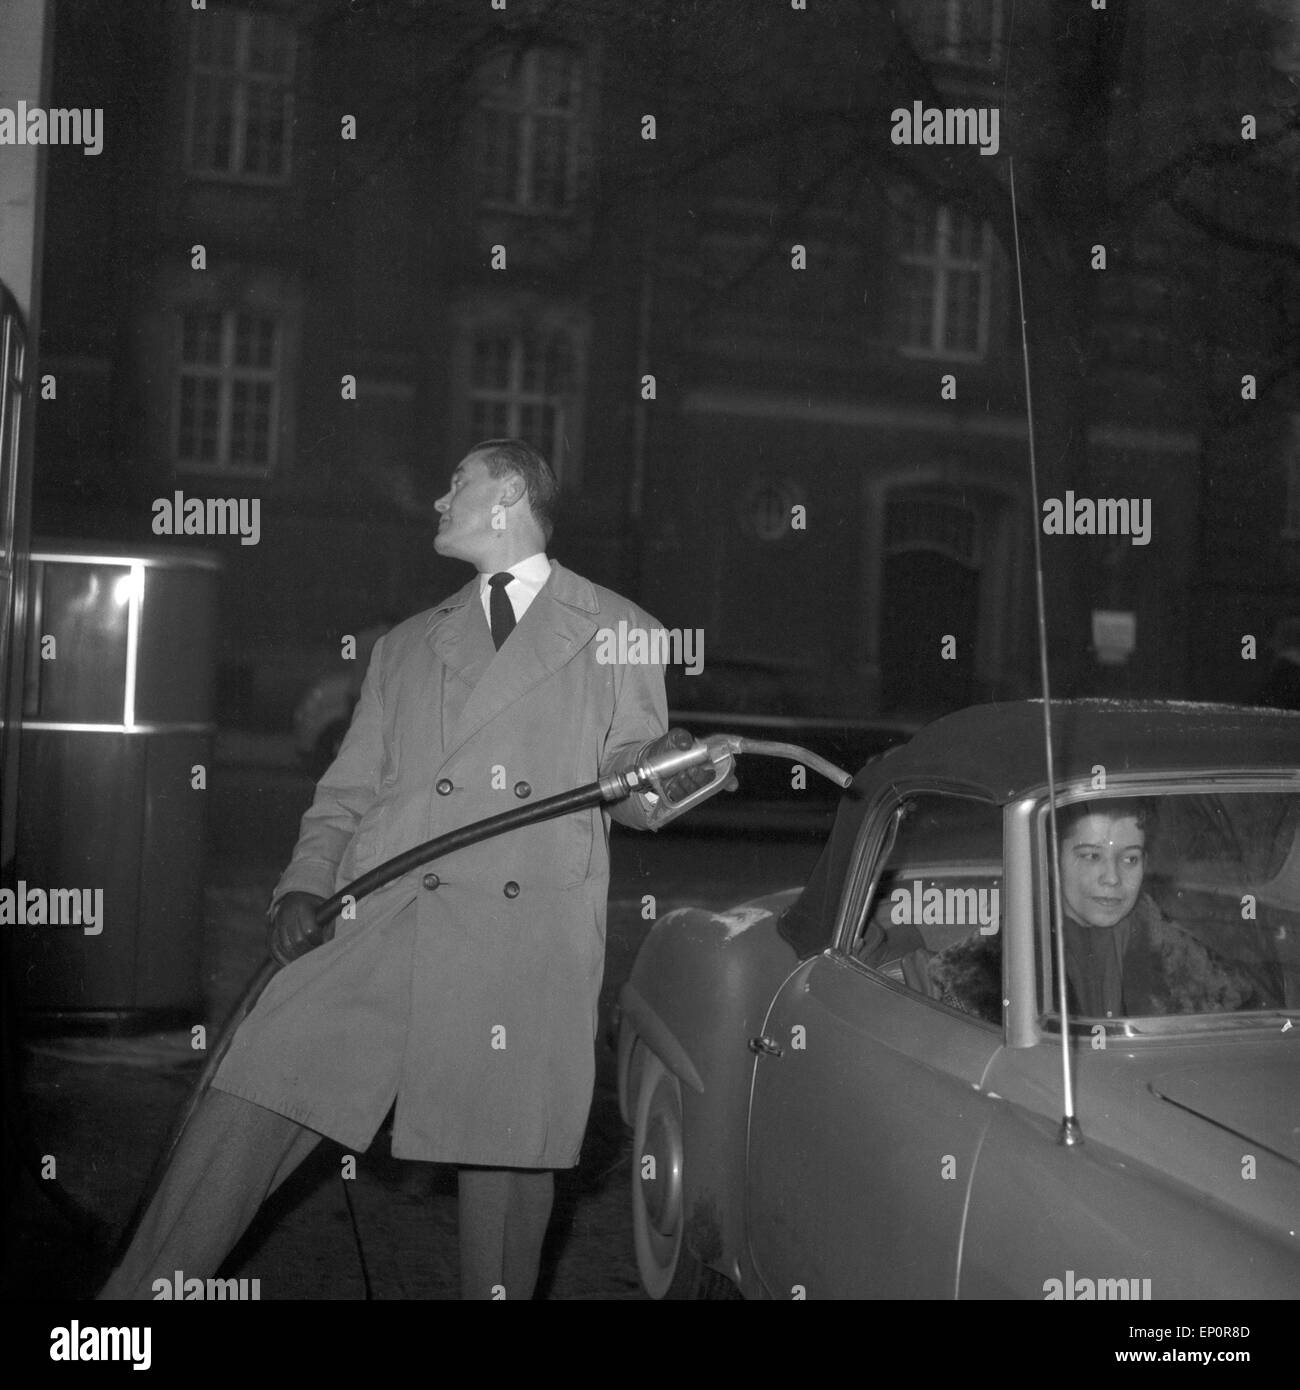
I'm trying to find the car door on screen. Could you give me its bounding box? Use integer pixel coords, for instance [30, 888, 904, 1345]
[744, 789, 1007, 1299]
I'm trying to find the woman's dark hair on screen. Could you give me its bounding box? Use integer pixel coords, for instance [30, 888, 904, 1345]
[1056, 796, 1158, 848]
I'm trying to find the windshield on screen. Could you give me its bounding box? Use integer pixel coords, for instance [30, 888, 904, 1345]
[1040, 789, 1300, 1024]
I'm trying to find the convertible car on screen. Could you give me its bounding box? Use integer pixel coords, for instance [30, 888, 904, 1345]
[617, 701, 1300, 1299]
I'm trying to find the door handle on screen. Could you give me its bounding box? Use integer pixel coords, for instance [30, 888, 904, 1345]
[748, 1035, 783, 1057]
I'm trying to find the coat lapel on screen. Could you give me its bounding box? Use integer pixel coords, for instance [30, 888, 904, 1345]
[438, 561, 601, 761]
[425, 576, 495, 744]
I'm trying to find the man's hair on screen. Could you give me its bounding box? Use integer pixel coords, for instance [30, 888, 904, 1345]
[1057, 797, 1157, 847]
[470, 438, 560, 542]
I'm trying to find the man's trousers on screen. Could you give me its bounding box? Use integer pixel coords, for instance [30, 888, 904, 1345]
[99, 1088, 322, 1300]
[99, 1087, 557, 1300]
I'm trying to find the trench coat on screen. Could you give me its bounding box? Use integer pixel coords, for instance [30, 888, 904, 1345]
[213, 560, 668, 1166]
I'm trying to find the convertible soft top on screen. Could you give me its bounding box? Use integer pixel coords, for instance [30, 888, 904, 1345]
[888, 700, 1298, 802]
[779, 700, 1299, 958]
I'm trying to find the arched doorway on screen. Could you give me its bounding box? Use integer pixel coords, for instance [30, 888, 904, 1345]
[879, 489, 982, 715]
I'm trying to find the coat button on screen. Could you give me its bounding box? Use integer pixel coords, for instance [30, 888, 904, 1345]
[503, 881, 520, 898]
[422, 873, 440, 890]
[435, 778, 453, 795]
[513, 781, 531, 798]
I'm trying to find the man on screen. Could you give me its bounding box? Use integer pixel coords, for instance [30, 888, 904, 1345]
[1056, 798, 1268, 1018]
[102, 438, 705, 1299]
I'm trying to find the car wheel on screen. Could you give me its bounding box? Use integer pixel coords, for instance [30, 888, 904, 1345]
[618, 1027, 648, 1127]
[631, 1050, 737, 1299]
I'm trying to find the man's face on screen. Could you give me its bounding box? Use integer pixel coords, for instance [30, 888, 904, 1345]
[433, 452, 507, 567]
[1059, 813, 1146, 928]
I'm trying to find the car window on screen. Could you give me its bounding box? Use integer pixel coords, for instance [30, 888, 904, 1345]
[850, 793, 1004, 1026]
[1040, 789, 1300, 1022]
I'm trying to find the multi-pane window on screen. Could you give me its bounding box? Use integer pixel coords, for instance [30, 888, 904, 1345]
[176, 310, 279, 473]
[469, 329, 577, 474]
[186, 7, 294, 181]
[477, 48, 582, 212]
[900, 0, 1006, 67]
[895, 198, 994, 360]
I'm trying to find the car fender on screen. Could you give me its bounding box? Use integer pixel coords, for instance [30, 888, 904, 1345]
[618, 889, 803, 1282]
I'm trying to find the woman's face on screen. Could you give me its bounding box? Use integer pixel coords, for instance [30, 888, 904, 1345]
[1059, 813, 1146, 928]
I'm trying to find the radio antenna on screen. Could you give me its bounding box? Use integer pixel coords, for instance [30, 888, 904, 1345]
[1008, 156, 1082, 1146]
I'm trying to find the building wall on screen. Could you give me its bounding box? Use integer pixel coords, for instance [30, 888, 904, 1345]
[27, 0, 1299, 725]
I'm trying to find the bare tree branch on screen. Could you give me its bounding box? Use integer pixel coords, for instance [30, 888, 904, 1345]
[1168, 190, 1300, 264]
[1112, 109, 1300, 218]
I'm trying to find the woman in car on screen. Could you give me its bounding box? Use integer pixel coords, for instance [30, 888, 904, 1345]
[1056, 798, 1271, 1018]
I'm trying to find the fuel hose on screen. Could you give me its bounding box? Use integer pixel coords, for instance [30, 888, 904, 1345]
[111, 732, 852, 1266]
[113, 747, 707, 1261]
[165, 777, 617, 1163]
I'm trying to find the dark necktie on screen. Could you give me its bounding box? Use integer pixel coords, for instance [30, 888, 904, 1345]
[488, 571, 516, 649]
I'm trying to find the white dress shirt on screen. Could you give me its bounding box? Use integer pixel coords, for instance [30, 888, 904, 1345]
[478, 552, 552, 630]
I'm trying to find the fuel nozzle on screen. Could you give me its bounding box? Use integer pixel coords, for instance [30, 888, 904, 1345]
[599, 734, 734, 821]
[635, 736, 715, 790]
[598, 731, 853, 826]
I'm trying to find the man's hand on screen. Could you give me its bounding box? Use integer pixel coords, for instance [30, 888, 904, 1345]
[643, 727, 721, 805]
[270, 891, 331, 966]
